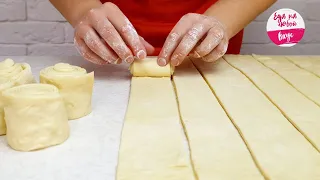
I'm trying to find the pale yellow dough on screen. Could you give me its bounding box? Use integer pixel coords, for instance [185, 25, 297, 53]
[0, 58, 35, 135]
[2, 84, 70, 151]
[40, 63, 94, 120]
[286, 56, 320, 77]
[173, 58, 263, 179]
[129, 56, 174, 77]
[193, 57, 320, 179]
[117, 57, 194, 180]
[225, 55, 320, 151]
[253, 55, 320, 106]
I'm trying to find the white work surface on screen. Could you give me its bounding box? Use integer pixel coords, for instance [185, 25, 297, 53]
[0, 56, 131, 180]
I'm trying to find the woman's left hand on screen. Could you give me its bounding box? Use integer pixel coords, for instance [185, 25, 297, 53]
[157, 13, 229, 66]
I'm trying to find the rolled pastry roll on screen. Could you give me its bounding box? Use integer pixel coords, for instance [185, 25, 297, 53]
[40, 63, 94, 120]
[2, 84, 70, 151]
[0, 58, 36, 85]
[0, 78, 15, 135]
[129, 57, 175, 77]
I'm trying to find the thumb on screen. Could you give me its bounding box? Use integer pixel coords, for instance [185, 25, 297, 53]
[139, 36, 155, 55]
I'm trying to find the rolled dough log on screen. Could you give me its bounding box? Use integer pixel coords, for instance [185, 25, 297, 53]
[225, 55, 320, 151]
[193, 57, 320, 179]
[129, 57, 174, 77]
[2, 84, 70, 151]
[173, 58, 263, 179]
[0, 58, 35, 85]
[253, 55, 320, 106]
[0, 78, 15, 135]
[40, 63, 94, 120]
[117, 61, 194, 179]
[286, 56, 320, 77]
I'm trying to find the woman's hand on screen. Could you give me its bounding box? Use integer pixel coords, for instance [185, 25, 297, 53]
[158, 13, 229, 66]
[73, 2, 154, 65]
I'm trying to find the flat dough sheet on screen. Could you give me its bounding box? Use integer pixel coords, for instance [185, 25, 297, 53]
[286, 56, 320, 77]
[193, 58, 320, 179]
[253, 55, 320, 106]
[173, 58, 263, 179]
[225, 55, 320, 152]
[116, 77, 195, 180]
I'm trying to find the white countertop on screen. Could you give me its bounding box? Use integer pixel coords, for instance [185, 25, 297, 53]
[0, 56, 131, 180]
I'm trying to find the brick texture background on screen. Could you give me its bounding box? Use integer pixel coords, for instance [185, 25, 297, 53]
[0, 0, 319, 56]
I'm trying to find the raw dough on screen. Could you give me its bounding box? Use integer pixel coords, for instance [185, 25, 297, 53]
[286, 56, 320, 77]
[0, 58, 35, 136]
[117, 58, 194, 180]
[173, 58, 263, 179]
[225, 55, 320, 151]
[40, 63, 94, 120]
[129, 57, 174, 77]
[253, 55, 320, 106]
[2, 84, 70, 151]
[193, 57, 320, 179]
[0, 58, 35, 85]
[0, 78, 15, 135]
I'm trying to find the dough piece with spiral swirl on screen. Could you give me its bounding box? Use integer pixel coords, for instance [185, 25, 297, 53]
[0, 58, 35, 85]
[0, 78, 15, 135]
[2, 84, 69, 151]
[40, 63, 94, 120]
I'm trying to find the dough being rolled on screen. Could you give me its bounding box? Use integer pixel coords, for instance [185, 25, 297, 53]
[0, 58, 35, 85]
[2, 84, 70, 151]
[40, 63, 94, 120]
[0, 78, 15, 135]
[129, 57, 174, 77]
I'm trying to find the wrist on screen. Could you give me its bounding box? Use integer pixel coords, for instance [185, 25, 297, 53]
[69, 0, 102, 26]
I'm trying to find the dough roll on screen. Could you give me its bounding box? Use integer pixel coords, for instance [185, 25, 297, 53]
[0, 58, 36, 85]
[40, 63, 94, 120]
[129, 57, 174, 77]
[2, 84, 70, 151]
[0, 78, 15, 135]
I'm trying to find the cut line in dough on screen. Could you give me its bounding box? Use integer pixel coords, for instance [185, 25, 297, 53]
[253, 55, 320, 107]
[193, 57, 320, 179]
[286, 56, 320, 78]
[225, 55, 320, 152]
[172, 58, 264, 179]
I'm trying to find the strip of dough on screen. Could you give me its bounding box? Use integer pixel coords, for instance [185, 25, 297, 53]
[0, 78, 15, 135]
[0, 58, 35, 85]
[286, 56, 320, 77]
[129, 57, 174, 77]
[253, 55, 320, 106]
[225, 55, 320, 151]
[173, 58, 263, 179]
[2, 84, 70, 151]
[40, 63, 94, 120]
[193, 58, 320, 179]
[117, 60, 194, 179]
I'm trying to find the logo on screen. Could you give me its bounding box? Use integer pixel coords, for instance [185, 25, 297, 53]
[266, 8, 305, 47]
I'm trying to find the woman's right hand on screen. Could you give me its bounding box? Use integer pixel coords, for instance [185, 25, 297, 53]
[73, 2, 155, 65]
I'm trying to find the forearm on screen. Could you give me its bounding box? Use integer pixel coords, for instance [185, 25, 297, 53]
[49, 0, 102, 26]
[204, 0, 276, 39]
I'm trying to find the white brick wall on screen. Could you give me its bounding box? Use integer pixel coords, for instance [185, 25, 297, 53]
[0, 0, 319, 56]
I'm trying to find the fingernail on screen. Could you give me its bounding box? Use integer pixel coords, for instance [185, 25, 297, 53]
[124, 56, 134, 63]
[137, 50, 146, 59]
[158, 58, 166, 66]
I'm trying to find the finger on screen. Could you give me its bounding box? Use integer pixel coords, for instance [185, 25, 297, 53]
[202, 38, 228, 62]
[77, 25, 118, 63]
[101, 38, 122, 64]
[192, 25, 224, 58]
[170, 22, 211, 66]
[103, 3, 147, 59]
[87, 9, 134, 63]
[140, 36, 155, 55]
[74, 36, 109, 65]
[158, 14, 196, 66]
